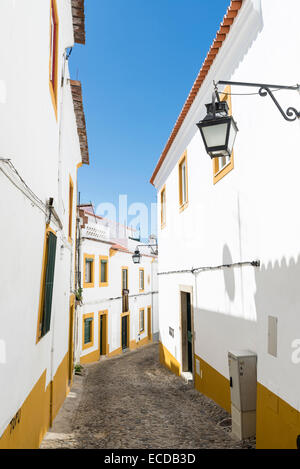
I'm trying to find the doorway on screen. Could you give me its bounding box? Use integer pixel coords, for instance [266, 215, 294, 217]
[121, 313, 129, 350]
[99, 311, 108, 357]
[180, 290, 193, 374]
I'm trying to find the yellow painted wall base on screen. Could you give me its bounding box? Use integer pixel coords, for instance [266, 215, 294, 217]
[130, 337, 151, 350]
[256, 382, 300, 449]
[52, 352, 70, 422]
[159, 342, 181, 376]
[80, 348, 100, 364]
[194, 354, 231, 414]
[0, 352, 69, 449]
[108, 347, 122, 358]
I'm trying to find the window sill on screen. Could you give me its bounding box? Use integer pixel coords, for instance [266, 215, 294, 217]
[213, 153, 234, 185]
[179, 201, 189, 213]
[83, 283, 95, 289]
[100, 282, 109, 288]
[82, 341, 93, 351]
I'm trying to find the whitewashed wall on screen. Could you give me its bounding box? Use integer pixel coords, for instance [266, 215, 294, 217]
[79, 237, 158, 359]
[155, 0, 300, 413]
[0, 0, 81, 436]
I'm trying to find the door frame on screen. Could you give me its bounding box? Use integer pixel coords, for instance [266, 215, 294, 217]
[179, 285, 195, 378]
[99, 310, 109, 356]
[147, 305, 152, 342]
[121, 311, 130, 350]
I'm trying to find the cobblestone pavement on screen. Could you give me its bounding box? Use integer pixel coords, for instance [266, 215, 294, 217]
[41, 343, 255, 449]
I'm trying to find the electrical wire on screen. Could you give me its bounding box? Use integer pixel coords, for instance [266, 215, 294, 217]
[158, 260, 260, 276]
[0, 158, 47, 215]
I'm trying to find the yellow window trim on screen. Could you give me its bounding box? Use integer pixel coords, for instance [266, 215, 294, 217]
[99, 255, 109, 287]
[49, 0, 59, 120]
[83, 254, 95, 288]
[139, 308, 145, 333]
[68, 175, 74, 243]
[160, 185, 166, 229]
[178, 150, 189, 212]
[36, 225, 57, 344]
[121, 266, 129, 291]
[82, 313, 94, 350]
[213, 86, 234, 184]
[139, 268, 145, 292]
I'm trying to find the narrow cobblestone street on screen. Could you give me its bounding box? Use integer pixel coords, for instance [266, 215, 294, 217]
[41, 343, 255, 449]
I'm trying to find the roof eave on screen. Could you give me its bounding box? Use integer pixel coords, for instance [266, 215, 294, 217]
[150, 0, 243, 187]
[72, 0, 86, 45]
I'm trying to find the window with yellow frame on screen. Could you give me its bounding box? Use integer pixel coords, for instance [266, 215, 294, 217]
[213, 86, 234, 184]
[99, 256, 109, 287]
[68, 175, 74, 242]
[178, 151, 188, 211]
[83, 254, 95, 288]
[139, 308, 145, 333]
[49, 0, 59, 117]
[82, 313, 94, 350]
[139, 268, 144, 292]
[160, 185, 166, 229]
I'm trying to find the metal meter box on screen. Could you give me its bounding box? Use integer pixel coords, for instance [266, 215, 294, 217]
[228, 350, 257, 440]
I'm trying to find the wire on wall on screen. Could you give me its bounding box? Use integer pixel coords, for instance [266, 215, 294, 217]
[158, 260, 260, 276]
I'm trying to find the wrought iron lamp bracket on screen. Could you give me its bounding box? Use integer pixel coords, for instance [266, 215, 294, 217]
[217, 80, 300, 122]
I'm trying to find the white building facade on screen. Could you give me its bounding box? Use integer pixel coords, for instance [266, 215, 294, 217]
[0, 0, 89, 448]
[75, 206, 159, 365]
[151, 0, 300, 449]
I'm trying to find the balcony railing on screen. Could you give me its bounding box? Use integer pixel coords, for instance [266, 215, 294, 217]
[81, 223, 109, 241]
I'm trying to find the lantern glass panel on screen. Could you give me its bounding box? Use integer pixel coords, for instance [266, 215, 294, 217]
[228, 118, 238, 155]
[201, 122, 228, 149]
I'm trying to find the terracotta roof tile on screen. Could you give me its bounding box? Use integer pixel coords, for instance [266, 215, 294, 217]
[150, 0, 243, 185]
[71, 0, 86, 45]
[70, 80, 89, 165]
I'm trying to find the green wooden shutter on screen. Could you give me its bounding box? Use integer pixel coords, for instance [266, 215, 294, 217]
[84, 318, 92, 343]
[101, 260, 107, 282]
[41, 231, 57, 336]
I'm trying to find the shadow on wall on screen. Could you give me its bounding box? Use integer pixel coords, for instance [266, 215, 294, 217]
[193, 245, 300, 448]
[254, 255, 300, 449]
[223, 244, 235, 301]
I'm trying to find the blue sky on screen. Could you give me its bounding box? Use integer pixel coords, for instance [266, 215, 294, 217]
[69, 0, 230, 235]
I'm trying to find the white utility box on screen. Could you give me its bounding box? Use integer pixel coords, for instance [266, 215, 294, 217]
[228, 350, 257, 440]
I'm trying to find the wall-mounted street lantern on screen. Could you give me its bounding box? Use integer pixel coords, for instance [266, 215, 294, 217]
[196, 95, 238, 159]
[132, 248, 141, 264]
[132, 243, 158, 264]
[197, 81, 300, 159]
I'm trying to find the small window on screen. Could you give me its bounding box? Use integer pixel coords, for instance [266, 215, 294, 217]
[84, 319, 92, 344]
[68, 176, 74, 242]
[122, 267, 128, 291]
[178, 151, 188, 211]
[213, 86, 234, 184]
[161, 186, 166, 228]
[139, 268, 144, 292]
[84, 255, 95, 288]
[82, 314, 94, 350]
[100, 256, 108, 287]
[37, 230, 57, 341]
[139, 309, 145, 333]
[49, 0, 59, 113]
